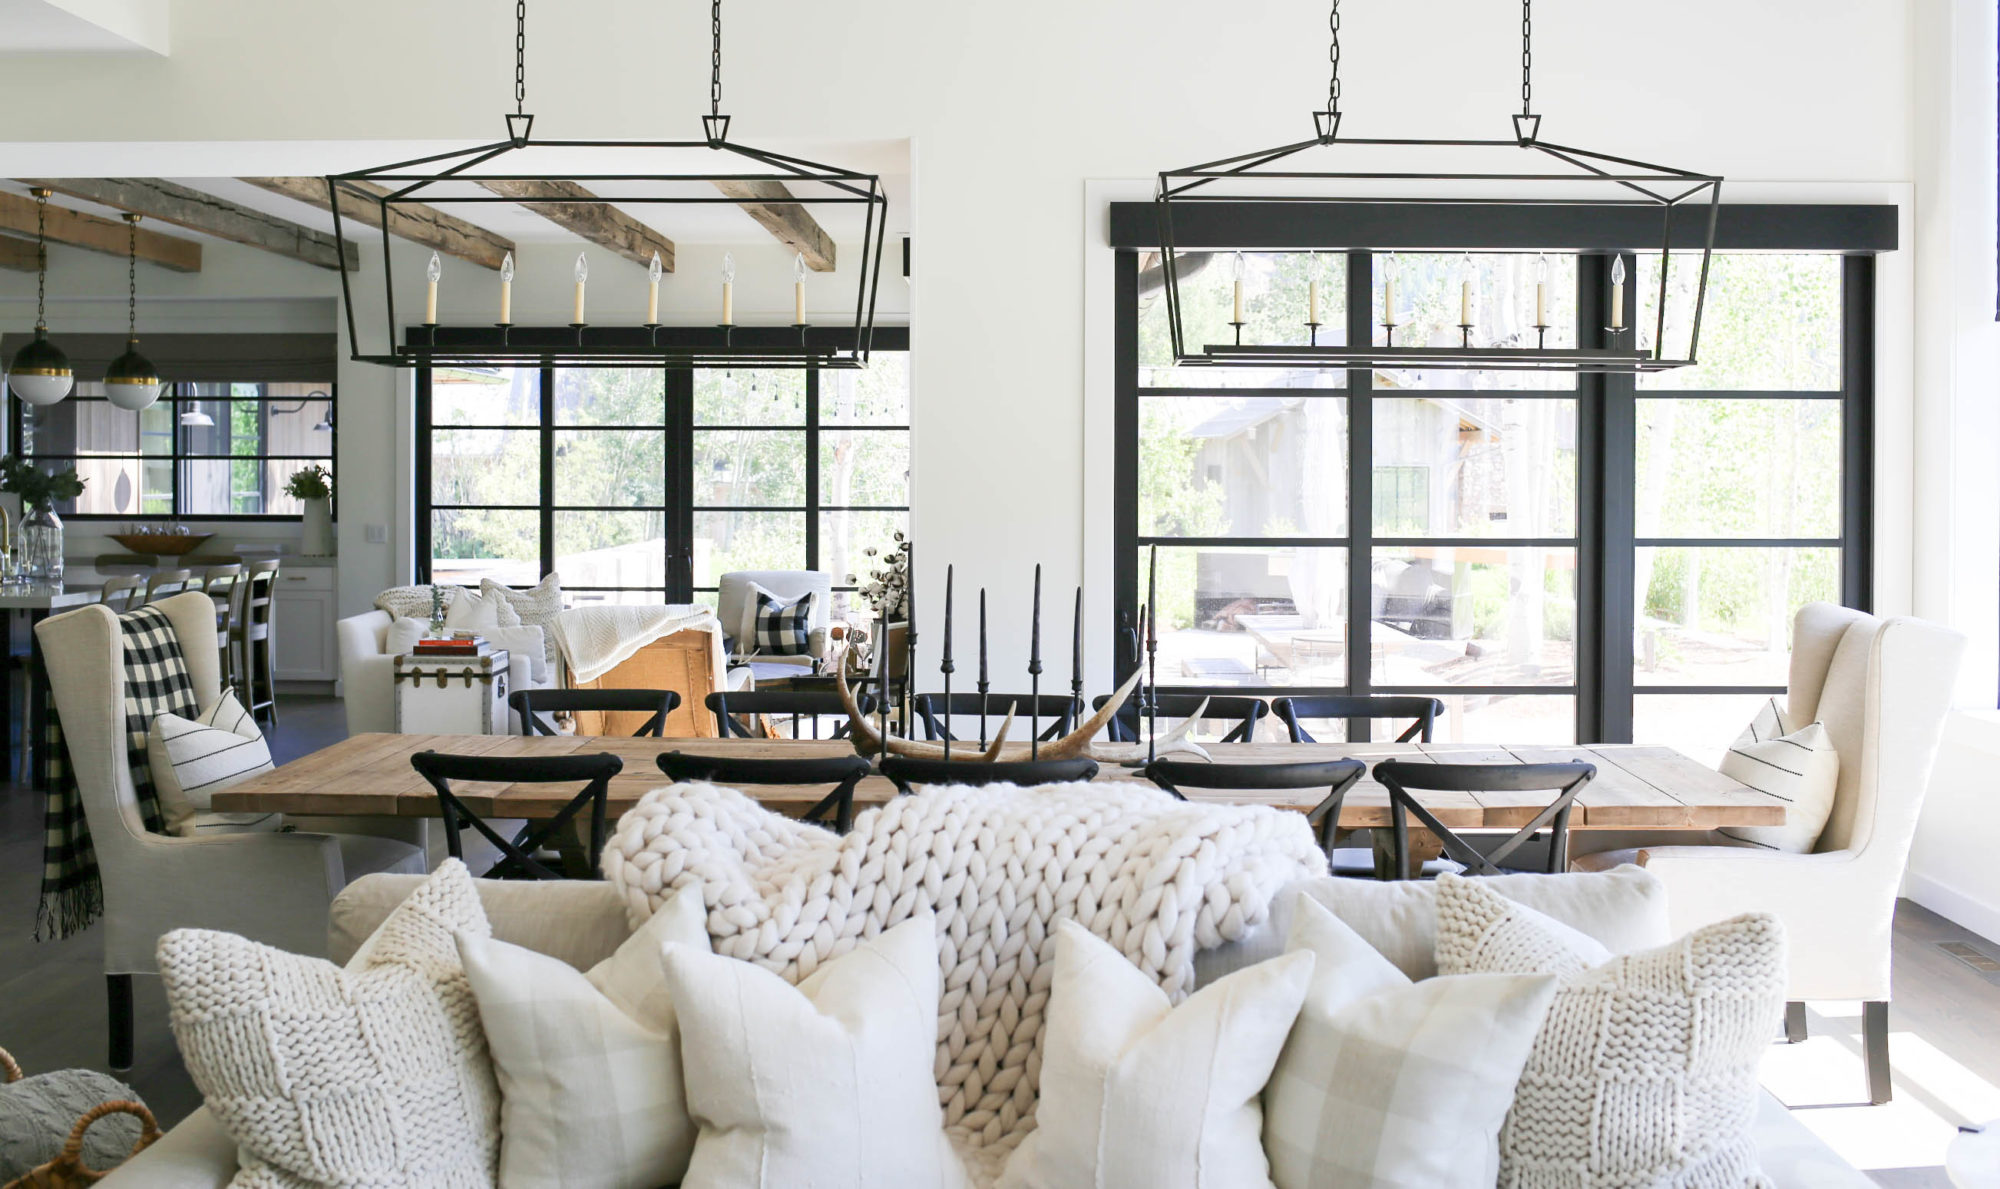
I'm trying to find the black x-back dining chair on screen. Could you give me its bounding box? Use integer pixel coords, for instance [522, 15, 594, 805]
[1371, 759, 1596, 880]
[1145, 757, 1366, 867]
[510, 688, 681, 737]
[1272, 695, 1446, 744]
[410, 749, 624, 880]
[658, 750, 875, 835]
[1094, 693, 1268, 744]
[706, 689, 875, 740]
[914, 693, 1081, 743]
[881, 754, 1099, 793]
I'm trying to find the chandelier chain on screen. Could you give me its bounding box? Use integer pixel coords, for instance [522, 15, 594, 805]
[514, 0, 527, 113]
[126, 217, 137, 338]
[1521, 0, 1533, 113]
[711, 0, 723, 116]
[33, 191, 46, 330]
[1326, 0, 1341, 110]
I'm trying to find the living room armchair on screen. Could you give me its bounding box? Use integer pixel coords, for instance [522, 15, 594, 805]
[716, 569, 833, 677]
[1575, 603, 1966, 1104]
[38, 594, 426, 1070]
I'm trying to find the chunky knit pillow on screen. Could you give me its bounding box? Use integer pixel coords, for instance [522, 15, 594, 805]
[1435, 874, 1784, 1189]
[376, 583, 460, 621]
[159, 860, 501, 1189]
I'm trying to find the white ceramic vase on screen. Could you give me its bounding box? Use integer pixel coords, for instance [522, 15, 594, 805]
[301, 496, 334, 557]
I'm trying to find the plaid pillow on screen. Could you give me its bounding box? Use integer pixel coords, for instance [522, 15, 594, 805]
[753, 588, 815, 656]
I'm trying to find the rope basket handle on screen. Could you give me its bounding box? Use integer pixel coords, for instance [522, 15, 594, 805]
[0, 1046, 20, 1083]
[37, 1100, 161, 1184]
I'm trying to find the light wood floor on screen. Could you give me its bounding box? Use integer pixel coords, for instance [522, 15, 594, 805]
[1, 698, 1994, 1184]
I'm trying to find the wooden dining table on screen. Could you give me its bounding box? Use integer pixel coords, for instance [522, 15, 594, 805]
[210, 732, 1784, 834]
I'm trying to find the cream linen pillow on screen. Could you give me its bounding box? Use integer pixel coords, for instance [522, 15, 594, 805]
[1716, 696, 1840, 852]
[445, 585, 520, 630]
[483, 576, 562, 671]
[158, 860, 500, 1189]
[661, 912, 966, 1189]
[999, 920, 1313, 1189]
[1263, 897, 1558, 1189]
[457, 889, 709, 1189]
[147, 689, 274, 837]
[1435, 874, 1785, 1188]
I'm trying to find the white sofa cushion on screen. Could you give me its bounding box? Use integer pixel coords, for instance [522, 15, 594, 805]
[999, 920, 1312, 1189]
[446, 585, 521, 630]
[1717, 696, 1840, 852]
[1195, 863, 1671, 985]
[483, 577, 563, 672]
[157, 860, 500, 1189]
[661, 912, 965, 1189]
[457, 889, 708, 1189]
[147, 689, 273, 838]
[1263, 897, 1558, 1189]
[1435, 874, 1784, 1188]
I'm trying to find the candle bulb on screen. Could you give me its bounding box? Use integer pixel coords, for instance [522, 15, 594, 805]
[572, 252, 589, 324]
[721, 251, 736, 326]
[1308, 252, 1322, 325]
[424, 251, 441, 324]
[1382, 252, 1398, 326]
[793, 251, 807, 324]
[646, 250, 662, 324]
[1534, 252, 1549, 327]
[1231, 251, 1246, 323]
[498, 251, 514, 325]
[1610, 255, 1627, 330]
[1460, 252, 1474, 326]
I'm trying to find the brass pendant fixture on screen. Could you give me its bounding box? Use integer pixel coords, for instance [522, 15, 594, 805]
[8, 188, 74, 407]
[103, 213, 164, 412]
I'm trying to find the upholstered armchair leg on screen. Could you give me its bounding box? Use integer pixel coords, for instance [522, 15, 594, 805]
[1784, 1001, 1808, 1043]
[1863, 1000, 1892, 1105]
[107, 974, 134, 1071]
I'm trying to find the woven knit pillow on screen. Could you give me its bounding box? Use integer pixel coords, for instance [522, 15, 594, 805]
[159, 859, 501, 1189]
[998, 920, 1313, 1189]
[483, 576, 562, 671]
[752, 587, 814, 656]
[376, 583, 462, 621]
[1435, 874, 1785, 1188]
[457, 889, 710, 1189]
[147, 689, 274, 838]
[1262, 896, 1558, 1189]
[1716, 696, 1839, 852]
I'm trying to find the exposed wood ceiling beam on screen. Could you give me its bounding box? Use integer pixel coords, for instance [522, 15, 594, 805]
[0, 190, 201, 272]
[711, 180, 836, 272]
[240, 176, 514, 270]
[0, 236, 40, 272]
[473, 180, 676, 272]
[18, 178, 357, 272]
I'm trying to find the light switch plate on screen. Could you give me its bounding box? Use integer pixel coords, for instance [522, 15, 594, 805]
[365, 524, 388, 544]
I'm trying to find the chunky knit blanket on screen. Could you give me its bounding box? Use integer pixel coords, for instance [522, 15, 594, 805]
[603, 779, 1324, 1178]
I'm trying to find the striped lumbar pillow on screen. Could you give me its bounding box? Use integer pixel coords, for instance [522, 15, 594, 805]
[149, 688, 275, 838]
[1715, 696, 1839, 853]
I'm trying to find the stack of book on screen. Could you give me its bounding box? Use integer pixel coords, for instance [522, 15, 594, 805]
[412, 634, 490, 658]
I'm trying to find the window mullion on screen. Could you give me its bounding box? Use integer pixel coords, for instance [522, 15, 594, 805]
[1345, 249, 1374, 734]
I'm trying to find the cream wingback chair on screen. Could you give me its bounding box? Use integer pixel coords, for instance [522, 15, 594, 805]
[37, 593, 426, 1071]
[1575, 603, 1965, 1105]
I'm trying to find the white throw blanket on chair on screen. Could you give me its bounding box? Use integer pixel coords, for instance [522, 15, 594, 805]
[602, 779, 1325, 1182]
[551, 603, 721, 685]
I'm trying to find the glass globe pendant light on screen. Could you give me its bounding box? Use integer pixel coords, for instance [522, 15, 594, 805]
[8, 188, 74, 407]
[103, 213, 164, 412]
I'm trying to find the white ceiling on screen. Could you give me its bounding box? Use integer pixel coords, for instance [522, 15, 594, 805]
[0, 0, 165, 53]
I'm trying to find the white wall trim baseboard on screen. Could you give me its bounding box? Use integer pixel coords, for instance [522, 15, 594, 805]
[1904, 871, 2000, 946]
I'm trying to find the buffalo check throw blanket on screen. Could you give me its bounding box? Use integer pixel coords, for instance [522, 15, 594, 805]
[603, 778, 1325, 1179]
[38, 604, 198, 940]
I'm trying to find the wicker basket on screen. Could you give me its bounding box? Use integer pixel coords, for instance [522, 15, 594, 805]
[0, 1047, 160, 1189]
[109, 532, 213, 557]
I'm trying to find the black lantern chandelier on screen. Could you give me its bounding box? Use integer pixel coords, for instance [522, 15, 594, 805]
[1154, 0, 1721, 374]
[328, 0, 887, 370]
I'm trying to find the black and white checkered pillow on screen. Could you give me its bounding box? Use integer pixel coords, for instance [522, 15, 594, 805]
[753, 589, 815, 656]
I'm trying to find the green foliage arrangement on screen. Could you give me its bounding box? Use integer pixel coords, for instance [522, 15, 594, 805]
[284, 464, 333, 502]
[0, 455, 85, 509]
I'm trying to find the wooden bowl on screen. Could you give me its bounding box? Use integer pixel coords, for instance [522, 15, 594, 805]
[111, 532, 214, 557]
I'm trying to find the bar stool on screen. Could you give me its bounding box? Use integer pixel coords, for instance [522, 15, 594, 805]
[98, 574, 145, 613]
[200, 565, 245, 683]
[143, 568, 194, 603]
[229, 560, 279, 727]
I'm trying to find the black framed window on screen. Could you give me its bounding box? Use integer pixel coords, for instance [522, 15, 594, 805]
[1110, 202, 1888, 748]
[15, 380, 336, 520]
[417, 330, 909, 614]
